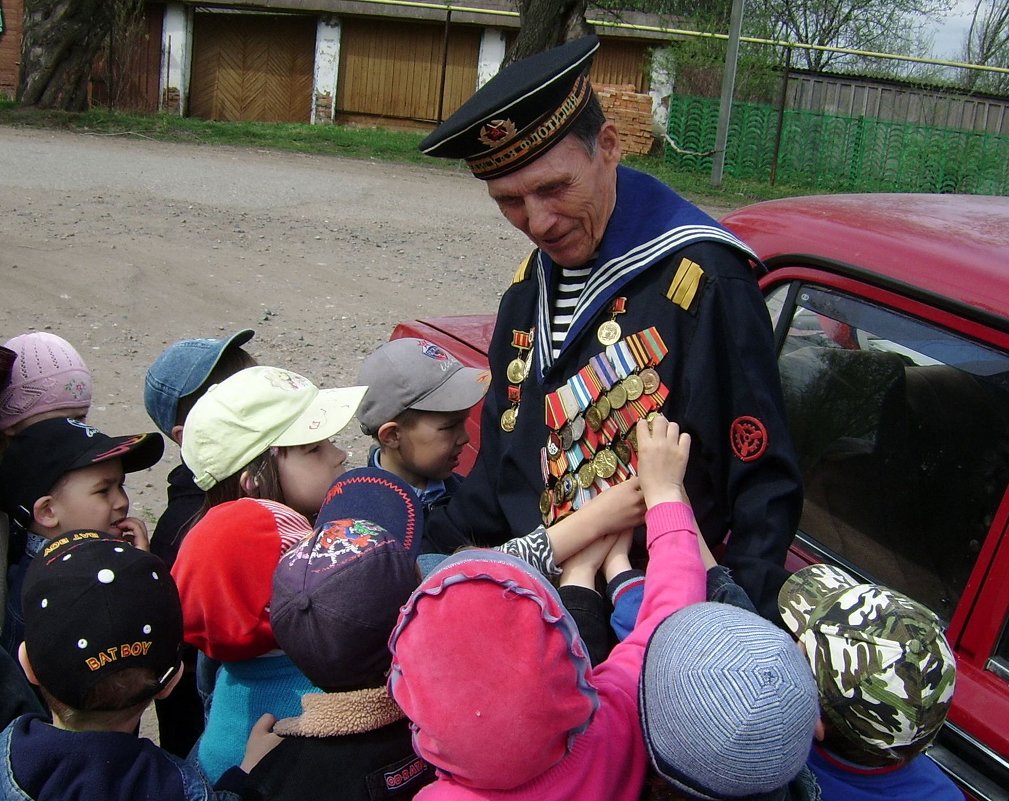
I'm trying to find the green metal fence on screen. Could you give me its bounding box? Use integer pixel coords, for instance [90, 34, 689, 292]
[665, 94, 1009, 195]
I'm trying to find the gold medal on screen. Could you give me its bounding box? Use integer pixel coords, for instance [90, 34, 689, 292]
[595, 394, 611, 420]
[624, 374, 644, 401]
[577, 462, 597, 489]
[539, 489, 553, 517]
[506, 357, 527, 384]
[614, 439, 631, 465]
[640, 367, 660, 395]
[585, 405, 602, 432]
[501, 407, 517, 432]
[597, 319, 622, 346]
[608, 382, 627, 410]
[593, 448, 618, 479]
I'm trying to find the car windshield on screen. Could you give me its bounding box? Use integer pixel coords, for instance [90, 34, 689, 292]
[773, 284, 1009, 621]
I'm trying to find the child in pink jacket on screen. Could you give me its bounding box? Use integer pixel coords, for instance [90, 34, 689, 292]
[387, 416, 706, 800]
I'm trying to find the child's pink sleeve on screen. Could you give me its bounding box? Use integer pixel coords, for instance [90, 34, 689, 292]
[600, 501, 706, 678]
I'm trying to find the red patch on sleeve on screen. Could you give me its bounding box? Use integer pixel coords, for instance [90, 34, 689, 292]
[730, 416, 768, 462]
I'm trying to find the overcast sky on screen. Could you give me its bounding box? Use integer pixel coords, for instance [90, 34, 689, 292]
[927, 0, 976, 59]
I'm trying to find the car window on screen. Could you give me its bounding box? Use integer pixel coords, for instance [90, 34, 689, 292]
[773, 283, 1009, 621]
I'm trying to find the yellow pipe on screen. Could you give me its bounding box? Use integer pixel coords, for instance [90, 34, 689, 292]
[335, 0, 1009, 75]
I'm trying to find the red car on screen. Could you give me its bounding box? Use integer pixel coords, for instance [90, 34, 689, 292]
[392, 194, 1009, 800]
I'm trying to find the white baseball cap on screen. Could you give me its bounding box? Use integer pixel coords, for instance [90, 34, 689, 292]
[182, 366, 367, 490]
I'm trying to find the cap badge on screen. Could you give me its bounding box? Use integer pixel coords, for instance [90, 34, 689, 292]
[264, 368, 310, 392]
[419, 341, 449, 361]
[478, 118, 518, 148]
[317, 519, 383, 554]
[68, 418, 98, 437]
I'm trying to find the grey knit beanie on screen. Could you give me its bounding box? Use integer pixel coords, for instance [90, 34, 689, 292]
[640, 602, 818, 799]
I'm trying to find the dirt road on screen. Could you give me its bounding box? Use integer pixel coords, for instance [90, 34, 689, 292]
[0, 125, 730, 523]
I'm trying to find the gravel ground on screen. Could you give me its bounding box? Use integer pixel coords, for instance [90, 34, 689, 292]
[0, 125, 732, 524]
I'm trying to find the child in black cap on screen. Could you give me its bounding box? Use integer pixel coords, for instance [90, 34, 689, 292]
[0, 347, 45, 730]
[2, 534, 280, 801]
[0, 418, 164, 658]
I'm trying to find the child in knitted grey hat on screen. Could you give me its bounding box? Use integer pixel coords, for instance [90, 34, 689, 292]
[640, 602, 821, 801]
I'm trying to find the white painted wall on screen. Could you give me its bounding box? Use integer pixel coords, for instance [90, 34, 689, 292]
[477, 29, 507, 90]
[313, 18, 342, 124]
[649, 47, 675, 133]
[160, 3, 193, 115]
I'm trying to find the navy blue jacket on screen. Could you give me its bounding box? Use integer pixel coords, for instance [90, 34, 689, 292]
[0, 714, 254, 800]
[426, 166, 802, 619]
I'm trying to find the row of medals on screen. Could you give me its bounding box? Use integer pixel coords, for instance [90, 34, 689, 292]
[498, 314, 665, 523]
[541, 362, 661, 518]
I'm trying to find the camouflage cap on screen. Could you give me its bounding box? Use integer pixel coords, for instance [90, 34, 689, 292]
[778, 563, 956, 756]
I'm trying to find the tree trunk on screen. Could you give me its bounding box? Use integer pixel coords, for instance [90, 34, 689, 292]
[505, 0, 595, 66]
[18, 0, 115, 110]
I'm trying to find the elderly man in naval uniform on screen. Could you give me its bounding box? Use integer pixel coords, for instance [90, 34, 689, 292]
[420, 35, 802, 620]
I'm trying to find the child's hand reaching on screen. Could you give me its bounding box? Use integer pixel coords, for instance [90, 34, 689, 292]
[602, 529, 634, 583]
[581, 476, 645, 534]
[559, 532, 618, 589]
[635, 415, 691, 509]
[240, 713, 284, 772]
[547, 478, 644, 564]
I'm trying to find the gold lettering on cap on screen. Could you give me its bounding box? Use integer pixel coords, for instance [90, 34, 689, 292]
[43, 537, 70, 557]
[84, 642, 153, 671]
[468, 74, 591, 179]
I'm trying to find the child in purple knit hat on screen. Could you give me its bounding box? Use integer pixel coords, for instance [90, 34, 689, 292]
[0, 332, 91, 438]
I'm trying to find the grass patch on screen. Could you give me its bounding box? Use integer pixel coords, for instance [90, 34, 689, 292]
[623, 154, 814, 208]
[0, 106, 808, 204]
[0, 107, 435, 164]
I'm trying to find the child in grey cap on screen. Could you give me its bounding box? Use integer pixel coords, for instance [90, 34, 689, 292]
[358, 338, 648, 589]
[357, 337, 490, 519]
[640, 602, 821, 801]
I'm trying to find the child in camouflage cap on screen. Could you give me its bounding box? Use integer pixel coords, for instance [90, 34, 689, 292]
[778, 563, 962, 801]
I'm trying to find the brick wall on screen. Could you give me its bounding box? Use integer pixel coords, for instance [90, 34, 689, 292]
[595, 82, 655, 156]
[315, 90, 333, 123]
[162, 86, 180, 114]
[0, 0, 25, 98]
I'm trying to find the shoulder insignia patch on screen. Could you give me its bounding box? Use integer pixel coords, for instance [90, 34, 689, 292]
[666, 257, 705, 312]
[511, 251, 536, 285]
[730, 416, 768, 462]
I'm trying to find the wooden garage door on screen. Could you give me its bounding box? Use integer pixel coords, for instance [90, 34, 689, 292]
[591, 39, 651, 93]
[190, 13, 315, 122]
[338, 19, 480, 123]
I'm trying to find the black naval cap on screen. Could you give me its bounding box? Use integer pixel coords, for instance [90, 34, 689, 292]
[419, 35, 600, 180]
